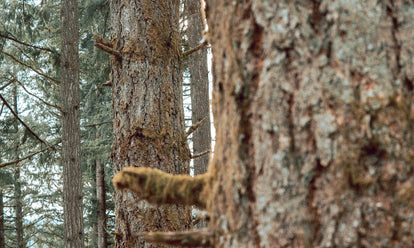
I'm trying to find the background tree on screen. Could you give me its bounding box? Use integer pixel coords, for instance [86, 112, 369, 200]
[185, 0, 211, 176]
[103, 0, 192, 247]
[61, 0, 83, 246]
[113, 0, 414, 247]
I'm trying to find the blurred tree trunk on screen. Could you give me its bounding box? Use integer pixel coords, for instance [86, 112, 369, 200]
[61, 0, 83, 247]
[109, 0, 191, 247]
[186, 0, 211, 175]
[12, 82, 23, 248]
[205, 0, 414, 247]
[96, 158, 107, 248]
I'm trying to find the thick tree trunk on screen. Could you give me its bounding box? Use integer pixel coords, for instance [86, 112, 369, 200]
[186, 0, 211, 175]
[205, 0, 414, 247]
[61, 0, 83, 247]
[109, 0, 191, 247]
[96, 159, 107, 248]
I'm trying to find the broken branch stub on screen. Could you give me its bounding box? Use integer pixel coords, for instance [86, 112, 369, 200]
[113, 166, 208, 209]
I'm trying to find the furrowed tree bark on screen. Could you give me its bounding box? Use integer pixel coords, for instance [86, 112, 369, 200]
[186, 0, 211, 176]
[113, 0, 414, 247]
[205, 0, 414, 247]
[96, 159, 107, 248]
[61, 0, 84, 247]
[0, 190, 4, 248]
[109, 0, 191, 247]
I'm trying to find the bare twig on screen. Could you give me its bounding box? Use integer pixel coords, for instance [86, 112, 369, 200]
[81, 121, 112, 128]
[186, 117, 206, 137]
[182, 40, 207, 57]
[191, 150, 210, 159]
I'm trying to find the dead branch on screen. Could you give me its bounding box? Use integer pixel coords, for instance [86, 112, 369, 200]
[186, 117, 206, 137]
[94, 35, 121, 57]
[182, 40, 208, 57]
[191, 150, 210, 159]
[138, 229, 214, 247]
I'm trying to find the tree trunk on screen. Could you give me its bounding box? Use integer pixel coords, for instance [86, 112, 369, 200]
[204, 0, 414, 247]
[12, 82, 24, 248]
[61, 0, 83, 247]
[186, 0, 211, 175]
[109, 0, 191, 247]
[96, 159, 107, 248]
[0, 190, 4, 248]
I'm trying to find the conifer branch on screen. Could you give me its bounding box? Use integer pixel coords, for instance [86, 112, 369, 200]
[0, 50, 60, 84]
[10, 73, 62, 112]
[0, 142, 60, 168]
[113, 167, 208, 209]
[0, 93, 51, 148]
[138, 229, 214, 247]
[0, 32, 55, 53]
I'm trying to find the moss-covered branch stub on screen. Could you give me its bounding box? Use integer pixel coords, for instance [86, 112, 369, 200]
[113, 166, 208, 209]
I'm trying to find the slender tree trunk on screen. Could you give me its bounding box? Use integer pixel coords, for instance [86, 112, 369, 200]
[0, 190, 4, 248]
[186, 0, 211, 176]
[204, 0, 414, 247]
[109, 0, 191, 247]
[61, 0, 83, 247]
[12, 83, 23, 248]
[96, 159, 107, 248]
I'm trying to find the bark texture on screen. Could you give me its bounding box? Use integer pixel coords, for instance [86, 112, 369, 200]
[186, 0, 211, 175]
[61, 0, 83, 247]
[96, 159, 107, 248]
[0, 190, 3, 248]
[205, 0, 414, 247]
[109, 0, 191, 247]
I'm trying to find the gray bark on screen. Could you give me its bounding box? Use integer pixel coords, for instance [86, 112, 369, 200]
[109, 0, 191, 247]
[61, 0, 83, 246]
[186, 0, 211, 175]
[205, 0, 414, 247]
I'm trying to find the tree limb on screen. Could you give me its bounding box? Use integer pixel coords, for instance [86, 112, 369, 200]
[94, 35, 121, 57]
[0, 50, 60, 84]
[0, 142, 60, 168]
[138, 229, 214, 247]
[186, 117, 206, 137]
[0, 93, 51, 148]
[182, 40, 208, 57]
[0, 32, 55, 53]
[191, 150, 210, 159]
[113, 167, 208, 209]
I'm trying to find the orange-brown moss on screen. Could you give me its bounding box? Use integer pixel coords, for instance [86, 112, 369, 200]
[113, 166, 209, 209]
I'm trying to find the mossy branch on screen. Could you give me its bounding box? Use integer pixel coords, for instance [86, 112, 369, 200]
[113, 167, 208, 209]
[94, 34, 121, 58]
[138, 229, 214, 247]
